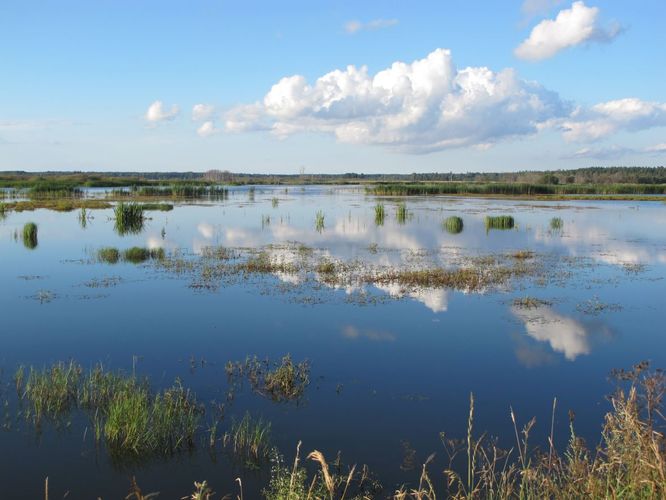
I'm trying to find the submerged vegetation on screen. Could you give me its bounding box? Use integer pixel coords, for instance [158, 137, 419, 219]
[443, 216, 464, 234]
[226, 355, 310, 403]
[22, 222, 38, 249]
[485, 215, 515, 231]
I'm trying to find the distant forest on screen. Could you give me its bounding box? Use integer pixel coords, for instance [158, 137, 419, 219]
[1, 166, 666, 185]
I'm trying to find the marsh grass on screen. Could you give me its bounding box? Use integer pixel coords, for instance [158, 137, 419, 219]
[513, 296, 552, 308]
[17, 362, 202, 457]
[1, 199, 112, 212]
[226, 354, 310, 403]
[114, 202, 145, 235]
[22, 222, 38, 249]
[444, 216, 464, 234]
[374, 204, 385, 226]
[550, 217, 563, 231]
[396, 203, 409, 224]
[0, 202, 6, 219]
[485, 215, 515, 231]
[315, 210, 325, 232]
[272, 197, 279, 208]
[511, 250, 534, 260]
[97, 247, 164, 264]
[224, 413, 272, 466]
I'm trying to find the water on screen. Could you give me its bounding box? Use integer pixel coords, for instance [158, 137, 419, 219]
[1, 186, 665, 497]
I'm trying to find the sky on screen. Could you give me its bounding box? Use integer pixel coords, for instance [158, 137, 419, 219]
[0, 0, 665, 174]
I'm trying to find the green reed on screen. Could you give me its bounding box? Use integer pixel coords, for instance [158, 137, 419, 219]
[114, 202, 144, 235]
[315, 210, 325, 232]
[484, 215, 515, 231]
[374, 204, 386, 226]
[443, 216, 464, 234]
[22, 222, 38, 249]
[224, 412, 272, 466]
[550, 216, 563, 231]
[396, 203, 408, 224]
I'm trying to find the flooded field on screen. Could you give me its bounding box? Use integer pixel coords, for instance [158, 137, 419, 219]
[1, 185, 665, 497]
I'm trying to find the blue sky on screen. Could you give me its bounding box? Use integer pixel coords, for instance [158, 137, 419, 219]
[1, 0, 664, 173]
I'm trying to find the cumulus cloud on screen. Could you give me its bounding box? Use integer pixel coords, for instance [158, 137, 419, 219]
[561, 98, 666, 142]
[197, 121, 218, 137]
[224, 48, 570, 153]
[515, 1, 622, 61]
[344, 18, 398, 34]
[144, 100, 179, 123]
[192, 103, 215, 121]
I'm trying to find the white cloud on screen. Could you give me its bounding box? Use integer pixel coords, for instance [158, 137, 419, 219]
[224, 48, 569, 153]
[192, 103, 215, 122]
[515, 1, 621, 61]
[144, 100, 179, 123]
[197, 121, 218, 137]
[564, 145, 633, 160]
[344, 18, 398, 34]
[561, 98, 666, 142]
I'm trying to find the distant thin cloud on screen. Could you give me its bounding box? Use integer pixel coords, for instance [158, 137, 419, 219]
[344, 18, 398, 34]
[192, 103, 215, 122]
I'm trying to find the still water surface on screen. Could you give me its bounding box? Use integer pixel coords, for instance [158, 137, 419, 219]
[1, 186, 665, 497]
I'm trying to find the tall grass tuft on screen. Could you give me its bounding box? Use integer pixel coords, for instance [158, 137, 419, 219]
[550, 216, 563, 231]
[315, 210, 325, 232]
[374, 204, 385, 226]
[444, 216, 464, 234]
[224, 412, 272, 466]
[484, 215, 515, 231]
[22, 222, 38, 249]
[114, 202, 145, 235]
[396, 203, 408, 224]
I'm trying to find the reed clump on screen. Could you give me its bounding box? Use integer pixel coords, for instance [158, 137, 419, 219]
[444, 216, 464, 234]
[513, 296, 552, 308]
[315, 210, 325, 232]
[550, 217, 563, 231]
[396, 203, 408, 224]
[114, 202, 145, 235]
[224, 412, 272, 466]
[98, 247, 120, 264]
[374, 204, 386, 226]
[22, 222, 38, 249]
[97, 247, 164, 264]
[16, 362, 202, 457]
[485, 215, 515, 231]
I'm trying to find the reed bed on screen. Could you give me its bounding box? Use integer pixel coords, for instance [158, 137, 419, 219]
[368, 182, 666, 197]
[443, 216, 464, 234]
[112, 185, 228, 200]
[22, 222, 38, 249]
[16, 362, 202, 457]
[485, 215, 515, 231]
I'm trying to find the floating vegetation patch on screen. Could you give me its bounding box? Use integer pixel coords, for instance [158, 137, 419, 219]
[223, 412, 272, 467]
[22, 222, 38, 249]
[485, 215, 515, 231]
[114, 202, 144, 235]
[511, 250, 534, 260]
[137, 203, 174, 211]
[374, 204, 385, 226]
[226, 354, 310, 403]
[513, 296, 553, 308]
[395, 202, 408, 224]
[0, 199, 112, 212]
[577, 296, 623, 315]
[443, 216, 463, 234]
[201, 246, 236, 260]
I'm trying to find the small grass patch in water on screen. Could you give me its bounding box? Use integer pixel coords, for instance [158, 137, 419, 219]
[98, 247, 120, 264]
[443, 216, 464, 234]
[511, 250, 534, 260]
[22, 222, 38, 249]
[374, 204, 385, 226]
[17, 361, 81, 424]
[226, 354, 310, 403]
[114, 202, 145, 236]
[97, 247, 164, 264]
[485, 215, 515, 231]
[513, 296, 552, 308]
[315, 210, 325, 232]
[396, 202, 408, 224]
[271, 197, 279, 208]
[550, 217, 564, 230]
[224, 412, 272, 467]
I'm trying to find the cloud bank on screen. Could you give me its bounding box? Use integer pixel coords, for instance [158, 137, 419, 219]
[224, 48, 570, 153]
[515, 1, 621, 61]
